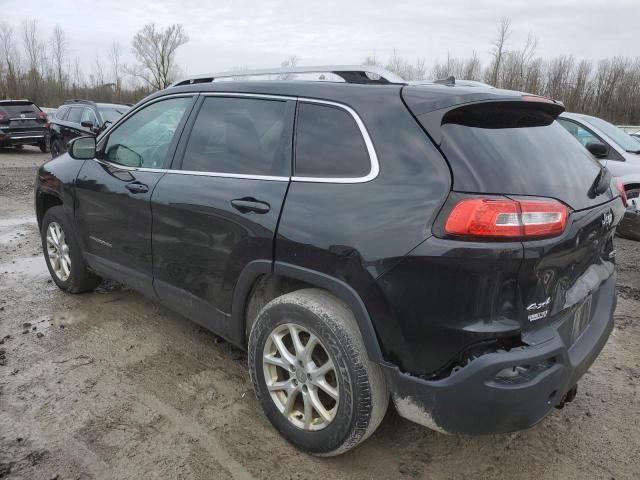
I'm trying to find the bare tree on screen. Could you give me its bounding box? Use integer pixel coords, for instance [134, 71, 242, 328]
[110, 40, 123, 101]
[0, 22, 21, 98]
[278, 55, 300, 80]
[487, 17, 511, 87]
[50, 25, 66, 85]
[22, 19, 46, 101]
[130, 23, 188, 90]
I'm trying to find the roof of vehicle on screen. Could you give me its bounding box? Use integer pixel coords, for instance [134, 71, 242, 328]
[63, 99, 130, 109]
[0, 99, 35, 104]
[161, 79, 554, 118]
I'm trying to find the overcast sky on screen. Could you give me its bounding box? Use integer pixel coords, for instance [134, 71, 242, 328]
[2, 0, 639, 79]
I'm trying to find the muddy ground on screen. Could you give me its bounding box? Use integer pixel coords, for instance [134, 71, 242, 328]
[0, 146, 638, 480]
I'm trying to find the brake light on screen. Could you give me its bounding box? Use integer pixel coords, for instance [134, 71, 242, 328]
[445, 197, 568, 239]
[521, 95, 555, 104]
[38, 111, 48, 121]
[615, 179, 627, 207]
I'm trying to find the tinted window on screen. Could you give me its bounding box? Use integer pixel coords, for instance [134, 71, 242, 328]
[56, 106, 70, 120]
[295, 103, 370, 178]
[181, 97, 289, 175]
[105, 97, 192, 168]
[67, 107, 83, 124]
[430, 102, 603, 209]
[0, 103, 38, 116]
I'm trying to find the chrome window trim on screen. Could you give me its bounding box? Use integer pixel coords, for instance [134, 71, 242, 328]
[292, 98, 379, 184]
[94, 92, 379, 184]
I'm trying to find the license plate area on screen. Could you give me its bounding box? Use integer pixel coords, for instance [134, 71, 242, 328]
[570, 295, 592, 344]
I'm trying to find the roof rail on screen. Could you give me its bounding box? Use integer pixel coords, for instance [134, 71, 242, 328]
[171, 65, 406, 87]
[0, 99, 32, 103]
[64, 99, 96, 106]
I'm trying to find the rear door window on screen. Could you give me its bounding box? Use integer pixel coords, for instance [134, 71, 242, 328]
[181, 96, 290, 176]
[80, 107, 98, 125]
[56, 106, 70, 120]
[67, 107, 83, 124]
[294, 102, 371, 178]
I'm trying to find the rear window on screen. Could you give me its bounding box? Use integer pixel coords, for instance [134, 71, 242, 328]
[0, 102, 38, 116]
[294, 103, 370, 178]
[430, 102, 603, 209]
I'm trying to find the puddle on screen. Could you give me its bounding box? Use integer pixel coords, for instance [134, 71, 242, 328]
[0, 255, 48, 278]
[0, 216, 35, 229]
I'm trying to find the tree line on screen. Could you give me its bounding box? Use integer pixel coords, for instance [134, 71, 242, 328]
[1, 17, 639, 125]
[0, 20, 187, 107]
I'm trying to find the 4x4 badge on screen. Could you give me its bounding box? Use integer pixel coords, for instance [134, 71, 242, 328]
[526, 296, 551, 311]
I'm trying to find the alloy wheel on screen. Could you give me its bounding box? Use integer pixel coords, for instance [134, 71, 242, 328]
[46, 221, 71, 281]
[262, 323, 339, 431]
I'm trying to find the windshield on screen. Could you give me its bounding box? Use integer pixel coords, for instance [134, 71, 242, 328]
[99, 107, 129, 124]
[583, 116, 640, 153]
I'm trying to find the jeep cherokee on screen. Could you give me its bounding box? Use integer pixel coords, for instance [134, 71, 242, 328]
[34, 65, 626, 456]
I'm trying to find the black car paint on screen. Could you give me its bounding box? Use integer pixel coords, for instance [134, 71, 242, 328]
[0, 101, 47, 148]
[34, 80, 623, 435]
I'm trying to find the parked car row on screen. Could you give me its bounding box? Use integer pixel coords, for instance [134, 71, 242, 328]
[34, 65, 628, 455]
[0, 98, 130, 155]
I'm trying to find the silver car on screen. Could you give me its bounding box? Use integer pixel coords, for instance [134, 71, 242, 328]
[559, 112, 640, 240]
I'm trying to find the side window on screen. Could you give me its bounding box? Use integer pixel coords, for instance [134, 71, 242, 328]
[104, 97, 192, 169]
[80, 107, 97, 125]
[294, 102, 371, 178]
[66, 107, 83, 124]
[181, 97, 289, 175]
[56, 106, 70, 120]
[558, 119, 604, 147]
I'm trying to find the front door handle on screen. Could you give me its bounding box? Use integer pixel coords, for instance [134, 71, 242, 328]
[231, 197, 270, 214]
[126, 182, 149, 194]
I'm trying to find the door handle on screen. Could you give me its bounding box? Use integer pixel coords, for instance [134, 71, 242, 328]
[125, 182, 149, 194]
[231, 198, 270, 214]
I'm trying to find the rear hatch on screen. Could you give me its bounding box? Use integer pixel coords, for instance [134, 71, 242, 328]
[404, 87, 625, 340]
[0, 101, 47, 134]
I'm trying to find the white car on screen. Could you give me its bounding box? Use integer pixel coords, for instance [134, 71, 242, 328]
[559, 112, 640, 240]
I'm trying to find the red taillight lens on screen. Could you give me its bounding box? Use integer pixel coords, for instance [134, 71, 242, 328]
[38, 111, 48, 121]
[445, 197, 568, 239]
[615, 179, 627, 207]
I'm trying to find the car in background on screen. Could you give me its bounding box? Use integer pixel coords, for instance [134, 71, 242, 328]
[631, 131, 640, 143]
[559, 112, 640, 240]
[0, 99, 49, 152]
[48, 100, 130, 158]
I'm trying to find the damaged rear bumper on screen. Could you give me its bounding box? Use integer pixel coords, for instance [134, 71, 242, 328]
[383, 272, 617, 435]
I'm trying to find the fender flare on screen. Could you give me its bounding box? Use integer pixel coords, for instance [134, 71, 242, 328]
[230, 260, 384, 363]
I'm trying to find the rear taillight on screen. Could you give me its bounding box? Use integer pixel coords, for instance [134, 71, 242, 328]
[38, 111, 48, 121]
[615, 179, 628, 207]
[444, 197, 568, 239]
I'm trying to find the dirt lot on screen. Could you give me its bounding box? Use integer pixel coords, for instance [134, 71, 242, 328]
[0, 146, 639, 480]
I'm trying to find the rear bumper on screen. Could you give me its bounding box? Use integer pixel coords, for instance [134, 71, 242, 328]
[384, 271, 616, 435]
[0, 130, 46, 146]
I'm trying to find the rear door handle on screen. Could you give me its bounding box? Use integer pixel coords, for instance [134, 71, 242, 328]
[126, 182, 149, 194]
[231, 198, 270, 214]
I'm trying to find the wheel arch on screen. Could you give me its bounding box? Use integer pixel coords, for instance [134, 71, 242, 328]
[36, 191, 63, 227]
[231, 260, 384, 363]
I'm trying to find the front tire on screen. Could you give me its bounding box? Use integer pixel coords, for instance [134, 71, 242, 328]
[50, 139, 64, 158]
[248, 289, 388, 456]
[41, 206, 101, 293]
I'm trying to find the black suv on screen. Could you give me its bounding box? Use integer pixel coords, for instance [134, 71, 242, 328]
[0, 99, 48, 151]
[48, 99, 129, 158]
[34, 66, 625, 456]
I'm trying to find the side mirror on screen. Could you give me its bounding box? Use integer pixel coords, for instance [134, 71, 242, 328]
[81, 120, 94, 129]
[586, 142, 608, 159]
[68, 136, 96, 160]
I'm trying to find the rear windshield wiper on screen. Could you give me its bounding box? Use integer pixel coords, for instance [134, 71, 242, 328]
[589, 166, 611, 197]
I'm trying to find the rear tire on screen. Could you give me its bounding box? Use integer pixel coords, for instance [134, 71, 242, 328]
[41, 206, 101, 293]
[39, 139, 49, 153]
[50, 139, 64, 158]
[248, 288, 388, 456]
